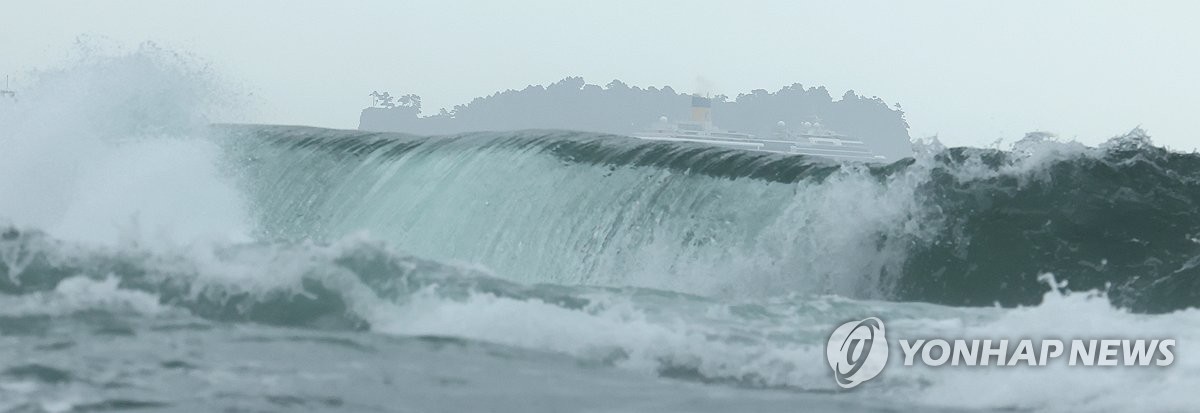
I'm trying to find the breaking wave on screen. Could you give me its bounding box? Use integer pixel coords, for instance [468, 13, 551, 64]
[217, 125, 1200, 312]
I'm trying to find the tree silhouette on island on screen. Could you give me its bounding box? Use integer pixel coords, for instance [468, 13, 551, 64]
[361, 77, 912, 159]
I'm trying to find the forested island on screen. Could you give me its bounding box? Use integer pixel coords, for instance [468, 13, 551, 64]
[359, 77, 912, 159]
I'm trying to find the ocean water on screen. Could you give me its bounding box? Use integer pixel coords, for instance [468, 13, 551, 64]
[3, 49, 1200, 412]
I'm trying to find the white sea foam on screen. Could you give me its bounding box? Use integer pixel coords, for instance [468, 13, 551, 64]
[368, 273, 1200, 412]
[0, 43, 249, 246]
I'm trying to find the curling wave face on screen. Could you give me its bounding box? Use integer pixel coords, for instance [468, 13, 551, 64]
[218, 125, 1200, 312]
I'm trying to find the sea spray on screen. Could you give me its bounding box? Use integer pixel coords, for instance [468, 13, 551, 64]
[0, 42, 248, 245]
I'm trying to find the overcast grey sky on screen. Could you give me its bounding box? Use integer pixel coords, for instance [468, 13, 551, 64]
[4, 0, 1198, 149]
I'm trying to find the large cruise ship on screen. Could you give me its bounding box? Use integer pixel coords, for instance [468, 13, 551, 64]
[632, 95, 886, 162]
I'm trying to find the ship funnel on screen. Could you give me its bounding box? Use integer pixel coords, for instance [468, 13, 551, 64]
[690, 95, 711, 123]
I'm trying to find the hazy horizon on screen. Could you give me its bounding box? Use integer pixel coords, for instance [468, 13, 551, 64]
[4, 1, 1198, 150]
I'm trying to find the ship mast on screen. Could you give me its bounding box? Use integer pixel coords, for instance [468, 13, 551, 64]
[0, 75, 14, 99]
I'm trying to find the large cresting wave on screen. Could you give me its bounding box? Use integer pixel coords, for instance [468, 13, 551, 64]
[216, 125, 1200, 313]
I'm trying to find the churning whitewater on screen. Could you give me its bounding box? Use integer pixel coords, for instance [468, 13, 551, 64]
[2, 50, 1200, 412]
